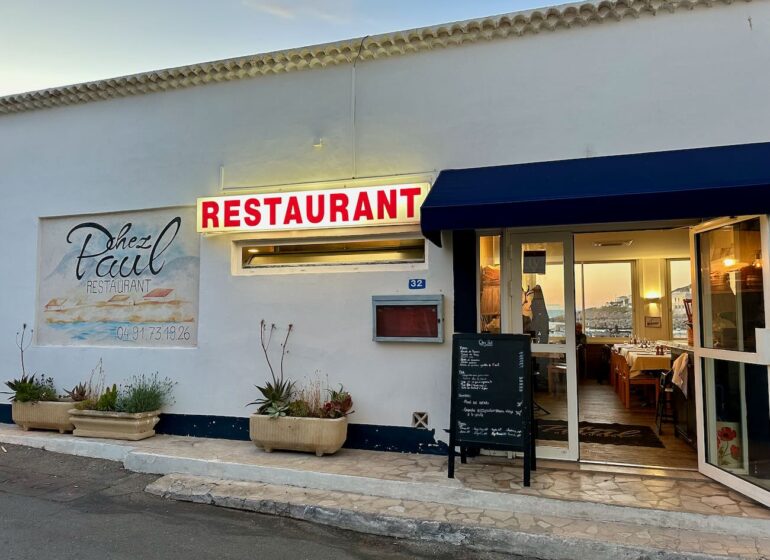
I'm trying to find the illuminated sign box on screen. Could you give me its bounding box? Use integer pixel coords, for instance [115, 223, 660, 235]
[197, 183, 429, 234]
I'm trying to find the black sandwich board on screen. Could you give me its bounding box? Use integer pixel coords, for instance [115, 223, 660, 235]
[448, 333, 535, 486]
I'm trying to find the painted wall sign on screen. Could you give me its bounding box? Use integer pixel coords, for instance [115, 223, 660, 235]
[197, 183, 430, 233]
[37, 207, 200, 347]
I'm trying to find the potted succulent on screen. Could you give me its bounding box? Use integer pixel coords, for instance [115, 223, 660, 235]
[4, 324, 74, 433]
[248, 321, 353, 456]
[70, 369, 174, 441]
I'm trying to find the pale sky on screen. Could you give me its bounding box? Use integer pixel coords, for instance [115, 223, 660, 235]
[0, 0, 557, 96]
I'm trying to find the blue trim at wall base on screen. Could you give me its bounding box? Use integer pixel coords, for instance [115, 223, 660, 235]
[156, 413, 250, 441]
[0, 403, 11, 424]
[346, 424, 448, 455]
[0, 405, 448, 455]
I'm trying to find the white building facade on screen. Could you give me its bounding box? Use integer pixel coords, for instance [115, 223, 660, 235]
[2, 0, 770, 503]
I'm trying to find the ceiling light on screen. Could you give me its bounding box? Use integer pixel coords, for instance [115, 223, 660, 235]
[592, 240, 633, 247]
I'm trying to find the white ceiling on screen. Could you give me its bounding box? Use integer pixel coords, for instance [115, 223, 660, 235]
[575, 229, 690, 261]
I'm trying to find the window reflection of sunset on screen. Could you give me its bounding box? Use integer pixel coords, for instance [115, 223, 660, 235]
[522, 262, 635, 312]
[523, 265, 564, 309]
[581, 263, 634, 309]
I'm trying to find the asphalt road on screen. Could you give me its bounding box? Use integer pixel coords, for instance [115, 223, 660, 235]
[0, 444, 528, 560]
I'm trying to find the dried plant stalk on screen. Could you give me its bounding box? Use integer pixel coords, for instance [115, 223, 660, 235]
[296, 373, 327, 418]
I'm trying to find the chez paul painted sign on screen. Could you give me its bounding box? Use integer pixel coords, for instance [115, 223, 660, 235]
[37, 207, 200, 348]
[196, 183, 429, 233]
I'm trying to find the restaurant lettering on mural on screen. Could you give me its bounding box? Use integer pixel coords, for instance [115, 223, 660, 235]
[197, 184, 430, 233]
[67, 218, 181, 280]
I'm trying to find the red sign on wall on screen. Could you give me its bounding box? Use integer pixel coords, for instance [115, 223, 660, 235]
[197, 184, 429, 233]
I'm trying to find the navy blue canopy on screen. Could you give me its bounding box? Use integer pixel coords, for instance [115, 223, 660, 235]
[421, 142, 770, 246]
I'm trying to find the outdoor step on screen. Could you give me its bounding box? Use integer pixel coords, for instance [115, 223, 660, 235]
[146, 473, 769, 560]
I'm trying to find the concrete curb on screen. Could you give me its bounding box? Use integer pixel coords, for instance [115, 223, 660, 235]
[145, 476, 739, 560]
[0, 429, 131, 462]
[3, 428, 769, 541]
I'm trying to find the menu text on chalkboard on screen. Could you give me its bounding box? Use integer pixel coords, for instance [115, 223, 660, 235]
[448, 333, 534, 485]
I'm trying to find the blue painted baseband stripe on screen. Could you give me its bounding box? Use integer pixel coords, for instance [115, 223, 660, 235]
[0, 404, 448, 455]
[0, 403, 10, 424]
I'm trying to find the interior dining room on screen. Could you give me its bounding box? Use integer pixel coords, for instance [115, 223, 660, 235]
[568, 229, 698, 469]
[479, 226, 700, 469]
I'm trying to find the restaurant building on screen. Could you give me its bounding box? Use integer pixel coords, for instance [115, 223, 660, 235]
[1, 0, 769, 507]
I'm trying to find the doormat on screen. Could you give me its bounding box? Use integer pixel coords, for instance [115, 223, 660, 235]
[537, 420, 665, 448]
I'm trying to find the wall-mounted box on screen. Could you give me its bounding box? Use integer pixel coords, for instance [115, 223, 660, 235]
[372, 295, 444, 343]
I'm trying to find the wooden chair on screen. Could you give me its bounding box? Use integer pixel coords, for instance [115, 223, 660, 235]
[625, 373, 660, 410]
[614, 352, 631, 407]
[610, 351, 621, 389]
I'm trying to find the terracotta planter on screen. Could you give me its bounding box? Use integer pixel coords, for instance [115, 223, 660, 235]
[12, 401, 75, 433]
[249, 415, 348, 456]
[69, 409, 161, 441]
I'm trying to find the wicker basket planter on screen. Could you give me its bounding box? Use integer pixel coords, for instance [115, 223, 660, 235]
[249, 415, 348, 456]
[11, 401, 75, 433]
[69, 409, 161, 441]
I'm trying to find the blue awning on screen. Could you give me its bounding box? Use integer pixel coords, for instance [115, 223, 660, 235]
[421, 142, 770, 246]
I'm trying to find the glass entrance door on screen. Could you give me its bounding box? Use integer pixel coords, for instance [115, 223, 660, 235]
[692, 216, 770, 507]
[507, 232, 579, 460]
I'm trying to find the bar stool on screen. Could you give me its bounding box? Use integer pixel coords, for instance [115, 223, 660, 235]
[656, 369, 675, 435]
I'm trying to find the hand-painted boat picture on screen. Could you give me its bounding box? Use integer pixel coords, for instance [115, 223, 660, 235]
[37, 207, 200, 347]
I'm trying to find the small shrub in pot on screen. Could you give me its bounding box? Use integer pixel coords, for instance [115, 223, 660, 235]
[71, 371, 175, 441]
[248, 321, 353, 456]
[4, 324, 74, 433]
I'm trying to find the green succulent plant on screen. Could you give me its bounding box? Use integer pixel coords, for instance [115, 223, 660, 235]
[3, 374, 59, 403]
[65, 382, 89, 402]
[93, 384, 118, 411]
[266, 402, 289, 418]
[248, 377, 295, 415]
[320, 385, 354, 419]
[4, 373, 39, 403]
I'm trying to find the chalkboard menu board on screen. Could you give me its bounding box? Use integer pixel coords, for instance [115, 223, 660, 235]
[448, 333, 534, 485]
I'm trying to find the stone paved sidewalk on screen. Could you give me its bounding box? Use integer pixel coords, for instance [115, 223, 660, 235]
[147, 473, 770, 560]
[1, 423, 768, 520]
[123, 431, 770, 519]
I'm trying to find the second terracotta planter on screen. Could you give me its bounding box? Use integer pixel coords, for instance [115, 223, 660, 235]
[69, 409, 161, 441]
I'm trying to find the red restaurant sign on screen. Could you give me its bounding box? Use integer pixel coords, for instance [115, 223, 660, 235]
[197, 183, 429, 233]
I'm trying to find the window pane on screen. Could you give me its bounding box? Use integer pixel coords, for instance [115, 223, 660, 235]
[703, 358, 770, 491]
[669, 260, 692, 341]
[580, 262, 633, 339]
[242, 238, 424, 268]
[522, 242, 564, 344]
[698, 218, 765, 352]
[479, 235, 501, 333]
